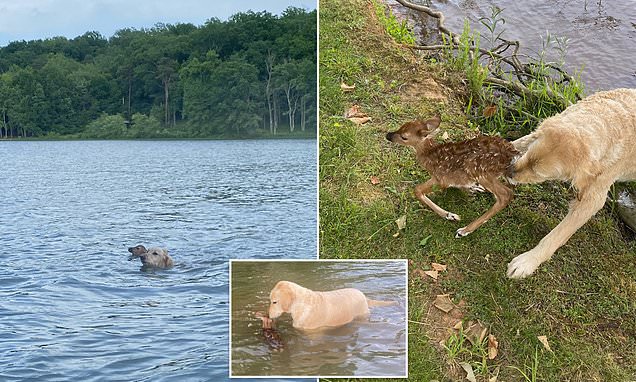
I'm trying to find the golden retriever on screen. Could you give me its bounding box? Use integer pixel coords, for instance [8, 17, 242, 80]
[507, 88, 636, 278]
[127, 245, 173, 268]
[268, 280, 395, 330]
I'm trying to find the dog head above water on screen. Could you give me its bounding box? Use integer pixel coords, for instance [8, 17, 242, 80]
[385, 116, 441, 147]
[268, 281, 296, 319]
[127, 245, 173, 268]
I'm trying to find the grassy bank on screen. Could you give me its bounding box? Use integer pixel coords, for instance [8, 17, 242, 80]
[319, 0, 636, 381]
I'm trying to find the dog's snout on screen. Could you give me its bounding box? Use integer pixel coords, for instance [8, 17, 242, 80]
[386, 132, 394, 141]
[127, 247, 134, 253]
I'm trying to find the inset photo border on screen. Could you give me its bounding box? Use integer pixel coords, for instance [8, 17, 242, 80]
[229, 259, 408, 378]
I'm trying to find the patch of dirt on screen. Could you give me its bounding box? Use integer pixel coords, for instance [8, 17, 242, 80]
[353, 179, 388, 206]
[410, 260, 466, 346]
[401, 77, 448, 103]
[424, 294, 466, 346]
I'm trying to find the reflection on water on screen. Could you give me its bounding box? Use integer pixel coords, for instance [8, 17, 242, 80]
[231, 260, 407, 377]
[0, 140, 316, 382]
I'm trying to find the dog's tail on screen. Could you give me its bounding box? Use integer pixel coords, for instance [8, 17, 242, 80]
[367, 298, 399, 307]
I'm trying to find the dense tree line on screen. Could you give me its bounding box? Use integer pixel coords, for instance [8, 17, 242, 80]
[0, 8, 316, 138]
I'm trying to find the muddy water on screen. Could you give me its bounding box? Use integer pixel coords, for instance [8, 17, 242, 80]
[230, 260, 407, 377]
[389, 0, 636, 91]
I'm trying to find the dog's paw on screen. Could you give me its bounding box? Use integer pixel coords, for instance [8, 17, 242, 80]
[455, 227, 471, 238]
[445, 212, 461, 221]
[507, 252, 541, 279]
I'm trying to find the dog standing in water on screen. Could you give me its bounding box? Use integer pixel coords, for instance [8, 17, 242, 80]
[268, 280, 396, 330]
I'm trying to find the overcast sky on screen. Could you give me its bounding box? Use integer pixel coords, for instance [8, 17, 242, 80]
[0, 0, 316, 47]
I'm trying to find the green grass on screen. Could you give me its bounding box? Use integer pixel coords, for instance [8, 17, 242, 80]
[319, 0, 636, 381]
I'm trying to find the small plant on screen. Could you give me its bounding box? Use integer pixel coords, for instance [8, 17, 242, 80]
[439, 8, 584, 138]
[479, 6, 506, 50]
[443, 22, 487, 109]
[443, 327, 468, 360]
[509, 346, 540, 382]
[372, 0, 416, 45]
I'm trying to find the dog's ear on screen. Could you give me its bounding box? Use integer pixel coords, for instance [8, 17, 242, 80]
[280, 287, 294, 311]
[275, 282, 294, 311]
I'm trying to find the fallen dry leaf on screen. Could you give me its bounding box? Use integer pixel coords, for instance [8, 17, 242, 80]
[465, 321, 488, 346]
[459, 362, 477, 382]
[431, 262, 447, 272]
[370, 176, 380, 185]
[340, 82, 355, 92]
[488, 334, 499, 359]
[538, 335, 553, 352]
[344, 104, 366, 118]
[441, 131, 450, 140]
[453, 320, 463, 330]
[348, 116, 371, 125]
[433, 294, 455, 313]
[424, 270, 439, 280]
[489, 366, 500, 382]
[483, 104, 498, 117]
[413, 269, 426, 278]
[395, 215, 407, 230]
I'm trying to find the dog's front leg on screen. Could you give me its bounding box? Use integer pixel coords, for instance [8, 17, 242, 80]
[507, 186, 608, 278]
[414, 179, 460, 221]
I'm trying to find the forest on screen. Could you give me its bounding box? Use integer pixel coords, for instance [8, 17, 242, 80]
[0, 7, 316, 139]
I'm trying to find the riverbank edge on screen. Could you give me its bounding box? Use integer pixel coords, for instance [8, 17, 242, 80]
[319, 0, 636, 381]
[0, 132, 317, 142]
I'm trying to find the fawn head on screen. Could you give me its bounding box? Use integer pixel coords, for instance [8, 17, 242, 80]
[385, 116, 441, 147]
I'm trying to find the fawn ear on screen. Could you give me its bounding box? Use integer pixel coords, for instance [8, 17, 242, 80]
[425, 116, 441, 131]
[416, 116, 440, 137]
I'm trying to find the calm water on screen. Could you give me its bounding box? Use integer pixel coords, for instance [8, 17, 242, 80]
[0, 140, 316, 381]
[231, 261, 407, 377]
[390, 0, 636, 91]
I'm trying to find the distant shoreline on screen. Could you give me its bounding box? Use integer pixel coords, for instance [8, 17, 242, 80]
[0, 133, 317, 142]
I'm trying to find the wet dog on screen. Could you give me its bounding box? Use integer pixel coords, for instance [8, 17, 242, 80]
[507, 88, 636, 278]
[127, 245, 173, 268]
[268, 280, 396, 330]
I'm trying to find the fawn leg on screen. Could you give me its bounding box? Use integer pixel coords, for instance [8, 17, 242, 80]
[456, 178, 512, 238]
[414, 179, 460, 221]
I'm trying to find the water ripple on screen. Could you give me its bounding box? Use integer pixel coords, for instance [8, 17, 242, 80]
[0, 140, 316, 381]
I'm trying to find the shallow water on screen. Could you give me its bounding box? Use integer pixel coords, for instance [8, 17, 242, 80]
[0, 140, 316, 381]
[231, 261, 407, 377]
[390, 0, 636, 91]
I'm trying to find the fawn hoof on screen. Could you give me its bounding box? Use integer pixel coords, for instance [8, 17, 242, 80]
[455, 227, 471, 238]
[445, 212, 460, 221]
[469, 183, 486, 193]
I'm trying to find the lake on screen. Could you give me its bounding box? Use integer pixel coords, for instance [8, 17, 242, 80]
[390, 0, 636, 91]
[0, 139, 316, 381]
[230, 260, 407, 378]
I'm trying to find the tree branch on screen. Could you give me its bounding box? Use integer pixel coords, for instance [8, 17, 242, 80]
[394, 0, 575, 107]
